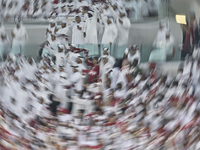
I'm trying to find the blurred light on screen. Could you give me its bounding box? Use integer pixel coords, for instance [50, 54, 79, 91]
[175, 15, 187, 25]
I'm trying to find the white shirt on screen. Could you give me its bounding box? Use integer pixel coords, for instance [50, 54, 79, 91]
[101, 15, 118, 44]
[12, 25, 28, 43]
[72, 21, 85, 45]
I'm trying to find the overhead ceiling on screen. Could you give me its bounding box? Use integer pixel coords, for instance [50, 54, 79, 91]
[170, 0, 200, 21]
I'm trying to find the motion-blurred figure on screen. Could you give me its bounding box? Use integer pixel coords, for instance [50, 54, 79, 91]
[11, 19, 28, 56]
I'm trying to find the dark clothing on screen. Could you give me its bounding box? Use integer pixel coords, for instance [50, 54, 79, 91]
[49, 101, 60, 116]
[181, 30, 192, 60]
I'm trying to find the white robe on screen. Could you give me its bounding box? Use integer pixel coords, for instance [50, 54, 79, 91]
[110, 67, 120, 89]
[100, 61, 113, 88]
[149, 36, 174, 62]
[116, 66, 129, 89]
[133, 0, 149, 20]
[45, 46, 66, 67]
[57, 26, 71, 44]
[0, 37, 10, 59]
[42, 2, 53, 18]
[70, 71, 83, 91]
[75, 1, 89, 9]
[127, 50, 141, 64]
[42, 39, 60, 57]
[101, 15, 118, 44]
[110, 8, 131, 46]
[72, 22, 85, 45]
[0, 25, 6, 35]
[12, 25, 28, 55]
[153, 27, 167, 48]
[84, 10, 98, 44]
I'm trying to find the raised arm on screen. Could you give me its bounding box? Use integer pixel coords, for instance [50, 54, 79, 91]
[45, 45, 57, 55]
[85, 58, 93, 67]
[100, 12, 107, 26]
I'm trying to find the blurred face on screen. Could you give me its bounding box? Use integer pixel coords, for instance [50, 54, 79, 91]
[88, 13, 93, 18]
[120, 12, 125, 18]
[98, 139, 103, 144]
[159, 24, 163, 30]
[132, 49, 137, 55]
[59, 67, 64, 72]
[166, 34, 170, 40]
[96, 110, 102, 115]
[11, 98, 16, 105]
[39, 98, 44, 104]
[50, 23, 55, 28]
[28, 58, 33, 64]
[104, 5, 109, 9]
[61, 23, 66, 28]
[1, 35, 6, 40]
[106, 79, 111, 88]
[51, 68, 56, 73]
[113, 5, 117, 10]
[107, 19, 111, 24]
[77, 58, 82, 64]
[78, 111, 84, 118]
[8, 3, 13, 8]
[75, 16, 81, 23]
[58, 47, 63, 52]
[16, 24, 20, 29]
[73, 68, 78, 73]
[43, 64, 48, 69]
[51, 35, 56, 41]
[103, 58, 108, 65]
[132, 59, 138, 67]
[103, 51, 108, 55]
[62, 7, 66, 12]
[93, 58, 98, 64]
[117, 83, 122, 90]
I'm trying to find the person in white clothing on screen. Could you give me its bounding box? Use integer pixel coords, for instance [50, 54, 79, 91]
[149, 30, 175, 62]
[100, 14, 118, 56]
[11, 19, 28, 56]
[147, 0, 158, 17]
[100, 56, 113, 89]
[125, 45, 141, 64]
[57, 5, 69, 20]
[31, 5, 43, 18]
[110, 8, 131, 58]
[45, 44, 66, 68]
[132, 0, 149, 20]
[84, 9, 98, 56]
[124, 0, 135, 18]
[99, 47, 115, 75]
[75, 0, 89, 9]
[42, 34, 60, 57]
[153, 20, 167, 49]
[56, 21, 71, 46]
[46, 20, 57, 41]
[68, 64, 83, 97]
[102, 3, 112, 17]
[0, 34, 11, 61]
[41, 0, 53, 18]
[76, 56, 86, 72]
[3, 1, 15, 19]
[72, 15, 85, 48]
[0, 21, 5, 35]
